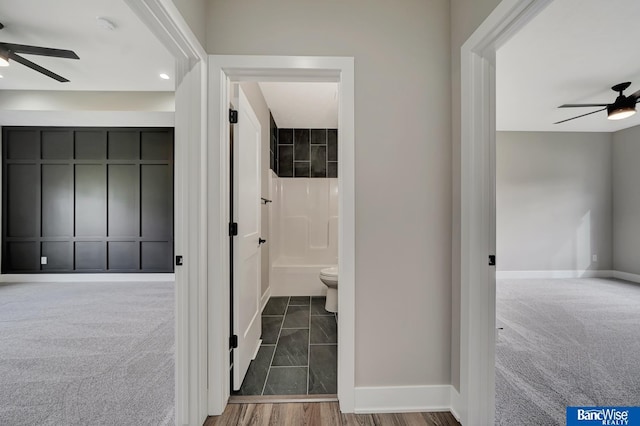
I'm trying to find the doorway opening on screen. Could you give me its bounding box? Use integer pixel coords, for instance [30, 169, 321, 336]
[228, 81, 340, 399]
[492, 0, 640, 423]
[459, 0, 554, 424]
[207, 55, 355, 415]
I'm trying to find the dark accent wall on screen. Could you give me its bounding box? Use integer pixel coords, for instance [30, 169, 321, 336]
[276, 127, 338, 178]
[1, 127, 174, 273]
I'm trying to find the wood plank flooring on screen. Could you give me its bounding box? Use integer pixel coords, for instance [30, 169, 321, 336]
[203, 402, 460, 426]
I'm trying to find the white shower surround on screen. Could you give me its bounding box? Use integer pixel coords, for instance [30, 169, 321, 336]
[269, 173, 338, 296]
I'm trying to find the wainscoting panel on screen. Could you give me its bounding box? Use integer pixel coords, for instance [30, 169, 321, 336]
[1, 126, 174, 273]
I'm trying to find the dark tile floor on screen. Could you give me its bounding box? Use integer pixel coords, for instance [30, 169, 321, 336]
[233, 296, 338, 396]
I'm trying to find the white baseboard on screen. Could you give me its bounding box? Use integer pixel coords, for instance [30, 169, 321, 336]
[0, 273, 175, 283]
[260, 287, 272, 312]
[251, 339, 262, 360]
[495, 269, 640, 285]
[496, 270, 613, 279]
[613, 270, 640, 284]
[450, 388, 462, 422]
[354, 385, 455, 414]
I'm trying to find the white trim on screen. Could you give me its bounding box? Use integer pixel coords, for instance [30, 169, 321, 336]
[251, 339, 263, 360]
[260, 287, 272, 312]
[496, 270, 613, 280]
[495, 270, 640, 282]
[459, 1, 554, 425]
[450, 389, 462, 422]
[125, 1, 208, 426]
[207, 55, 355, 415]
[0, 273, 174, 282]
[354, 385, 455, 414]
[613, 270, 640, 284]
[125, 0, 207, 62]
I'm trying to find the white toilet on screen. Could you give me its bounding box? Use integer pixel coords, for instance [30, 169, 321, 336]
[319, 266, 338, 313]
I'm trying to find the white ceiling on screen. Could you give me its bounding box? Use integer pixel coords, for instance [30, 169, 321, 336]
[5, 0, 635, 131]
[259, 82, 338, 129]
[497, 0, 640, 132]
[0, 0, 174, 91]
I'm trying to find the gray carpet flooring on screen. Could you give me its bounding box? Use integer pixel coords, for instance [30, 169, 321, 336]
[496, 278, 640, 425]
[0, 280, 174, 426]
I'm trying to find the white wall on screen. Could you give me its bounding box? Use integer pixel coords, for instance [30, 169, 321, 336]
[0, 90, 174, 112]
[237, 82, 272, 297]
[497, 132, 612, 272]
[450, 0, 502, 391]
[207, 0, 452, 387]
[269, 176, 337, 297]
[612, 125, 640, 275]
[0, 90, 174, 127]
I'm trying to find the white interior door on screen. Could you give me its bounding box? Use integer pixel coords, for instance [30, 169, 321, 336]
[232, 86, 262, 390]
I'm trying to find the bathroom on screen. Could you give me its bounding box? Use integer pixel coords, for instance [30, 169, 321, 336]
[231, 81, 339, 398]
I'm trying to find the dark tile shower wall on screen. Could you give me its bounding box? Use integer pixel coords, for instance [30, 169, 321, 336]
[274, 127, 338, 178]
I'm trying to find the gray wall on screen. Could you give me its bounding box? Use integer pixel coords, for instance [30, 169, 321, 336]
[613, 125, 640, 275]
[496, 132, 612, 272]
[239, 82, 271, 298]
[208, 0, 452, 387]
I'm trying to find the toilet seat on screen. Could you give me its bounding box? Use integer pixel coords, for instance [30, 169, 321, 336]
[319, 267, 338, 287]
[320, 266, 338, 278]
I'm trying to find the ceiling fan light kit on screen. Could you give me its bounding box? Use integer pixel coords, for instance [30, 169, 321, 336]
[0, 47, 9, 66]
[607, 100, 636, 120]
[556, 81, 640, 124]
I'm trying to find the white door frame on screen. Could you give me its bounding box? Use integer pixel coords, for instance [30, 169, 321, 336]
[207, 55, 356, 415]
[459, 0, 553, 424]
[124, 1, 209, 425]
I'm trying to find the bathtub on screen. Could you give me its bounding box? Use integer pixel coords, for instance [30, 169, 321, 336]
[270, 260, 336, 296]
[268, 176, 338, 297]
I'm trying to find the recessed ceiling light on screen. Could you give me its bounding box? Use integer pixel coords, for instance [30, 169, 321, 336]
[159, 73, 170, 80]
[0, 74, 4, 78]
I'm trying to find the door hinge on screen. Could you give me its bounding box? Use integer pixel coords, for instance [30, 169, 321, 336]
[489, 255, 496, 266]
[229, 222, 238, 236]
[230, 335, 238, 349]
[229, 109, 238, 124]
[175, 255, 183, 266]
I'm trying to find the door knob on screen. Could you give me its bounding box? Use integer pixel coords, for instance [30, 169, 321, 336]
[258, 238, 267, 246]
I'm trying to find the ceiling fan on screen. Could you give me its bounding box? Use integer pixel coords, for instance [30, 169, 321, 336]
[555, 82, 640, 124]
[0, 21, 79, 82]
